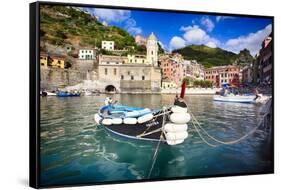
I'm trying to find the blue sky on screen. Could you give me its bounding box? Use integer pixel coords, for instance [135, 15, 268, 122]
[82, 7, 272, 55]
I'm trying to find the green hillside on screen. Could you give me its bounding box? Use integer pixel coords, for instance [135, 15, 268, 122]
[173, 45, 252, 68]
[40, 5, 136, 51]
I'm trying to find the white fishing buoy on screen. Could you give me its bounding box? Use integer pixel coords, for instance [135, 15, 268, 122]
[112, 118, 123, 125]
[164, 123, 188, 133]
[165, 131, 188, 141]
[171, 106, 188, 113]
[166, 139, 184, 146]
[137, 113, 153, 123]
[102, 118, 113, 125]
[169, 112, 191, 124]
[94, 113, 102, 124]
[123, 117, 137, 125]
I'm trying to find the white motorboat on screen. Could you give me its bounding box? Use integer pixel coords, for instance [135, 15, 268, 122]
[213, 94, 256, 103]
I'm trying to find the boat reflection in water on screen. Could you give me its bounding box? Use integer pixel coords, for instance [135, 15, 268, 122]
[40, 94, 273, 186]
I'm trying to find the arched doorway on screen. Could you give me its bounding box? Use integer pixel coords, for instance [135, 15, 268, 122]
[105, 85, 116, 93]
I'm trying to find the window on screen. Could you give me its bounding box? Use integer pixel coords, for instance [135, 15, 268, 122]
[130, 59, 132, 63]
[105, 68, 108, 75]
[151, 51, 153, 55]
[114, 68, 117, 75]
[131, 76, 134, 80]
[107, 62, 109, 64]
[142, 76, 145, 80]
[58, 60, 61, 64]
[121, 75, 124, 80]
[128, 71, 130, 75]
[82, 50, 84, 53]
[81, 55, 84, 58]
[142, 60, 145, 63]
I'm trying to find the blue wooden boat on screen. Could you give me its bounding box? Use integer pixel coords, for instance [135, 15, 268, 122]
[57, 91, 80, 97]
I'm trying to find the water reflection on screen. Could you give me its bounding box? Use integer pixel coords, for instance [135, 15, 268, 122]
[40, 94, 273, 186]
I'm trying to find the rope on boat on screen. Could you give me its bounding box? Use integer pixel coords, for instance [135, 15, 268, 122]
[189, 109, 267, 147]
[147, 107, 166, 178]
[137, 106, 171, 138]
[137, 128, 162, 138]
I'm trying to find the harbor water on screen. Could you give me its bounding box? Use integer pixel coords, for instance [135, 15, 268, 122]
[40, 94, 273, 186]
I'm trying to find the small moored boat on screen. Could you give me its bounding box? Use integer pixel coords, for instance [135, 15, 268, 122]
[213, 94, 256, 103]
[57, 91, 81, 97]
[94, 82, 191, 146]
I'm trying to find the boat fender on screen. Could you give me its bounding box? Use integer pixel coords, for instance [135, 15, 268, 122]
[102, 118, 113, 125]
[94, 113, 103, 124]
[123, 117, 137, 125]
[112, 118, 123, 125]
[165, 131, 188, 141]
[166, 139, 185, 145]
[169, 113, 191, 124]
[171, 106, 188, 113]
[137, 113, 154, 124]
[164, 123, 188, 133]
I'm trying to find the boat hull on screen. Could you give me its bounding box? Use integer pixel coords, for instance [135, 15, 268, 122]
[213, 95, 256, 103]
[99, 112, 167, 142]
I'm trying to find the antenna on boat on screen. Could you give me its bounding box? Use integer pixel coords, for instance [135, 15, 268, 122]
[180, 81, 186, 99]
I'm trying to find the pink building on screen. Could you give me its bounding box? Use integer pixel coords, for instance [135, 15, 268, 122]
[204, 65, 240, 87]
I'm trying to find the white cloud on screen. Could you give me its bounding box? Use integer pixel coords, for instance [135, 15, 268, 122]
[216, 16, 235, 22]
[224, 24, 272, 55]
[92, 8, 131, 23]
[169, 36, 186, 50]
[201, 16, 215, 32]
[205, 41, 217, 48]
[180, 25, 219, 47]
[125, 18, 142, 35]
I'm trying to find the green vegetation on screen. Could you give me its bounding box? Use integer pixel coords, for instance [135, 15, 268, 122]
[40, 5, 137, 51]
[173, 45, 253, 68]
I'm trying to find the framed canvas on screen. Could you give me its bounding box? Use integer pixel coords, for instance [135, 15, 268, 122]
[29, 1, 274, 188]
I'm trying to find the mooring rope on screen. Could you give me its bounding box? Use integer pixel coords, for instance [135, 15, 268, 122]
[189, 109, 267, 147]
[147, 107, 166, 178]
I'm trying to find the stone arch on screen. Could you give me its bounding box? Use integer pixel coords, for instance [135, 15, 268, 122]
[105, 85, 117, 93]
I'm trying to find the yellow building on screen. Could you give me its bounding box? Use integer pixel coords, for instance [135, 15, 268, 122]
[40, 53, 48, 68]
[126, 54, 147, 64]
[40, 53, 65, 69]
[49, 55, 65, 69]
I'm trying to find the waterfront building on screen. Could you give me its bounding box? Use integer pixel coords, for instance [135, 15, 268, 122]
[204, 65, 240, 87]
[101, 41, 114, 51]
[182, 60, 205, 81]
[98, 33, 161, 93]
[242, 65, 253, 84]
[135, 35, 147, 46]
[161, 78, 177, 89]
[98, 55, 126, 65]
[259, 34, 273, 84]
[78, 49, 96, 60]
[126, 54, 147, 64]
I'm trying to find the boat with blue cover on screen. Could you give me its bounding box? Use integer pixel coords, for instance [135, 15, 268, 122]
[57, 91, 81, 97]
[94, 83, 192, 146]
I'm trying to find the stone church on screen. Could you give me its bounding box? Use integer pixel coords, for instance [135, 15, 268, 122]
[98, 33, 161, 93]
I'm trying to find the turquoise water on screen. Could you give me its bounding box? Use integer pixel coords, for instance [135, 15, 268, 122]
[40, 94, 273, 186]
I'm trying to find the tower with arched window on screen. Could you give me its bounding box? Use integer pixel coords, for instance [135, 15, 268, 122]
[146, 32, 158, 67]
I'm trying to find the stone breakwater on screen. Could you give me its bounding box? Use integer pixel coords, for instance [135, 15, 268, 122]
[40, 67, 91, 91]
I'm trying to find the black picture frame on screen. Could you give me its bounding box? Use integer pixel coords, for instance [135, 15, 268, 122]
[30, 1, 274, 188]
